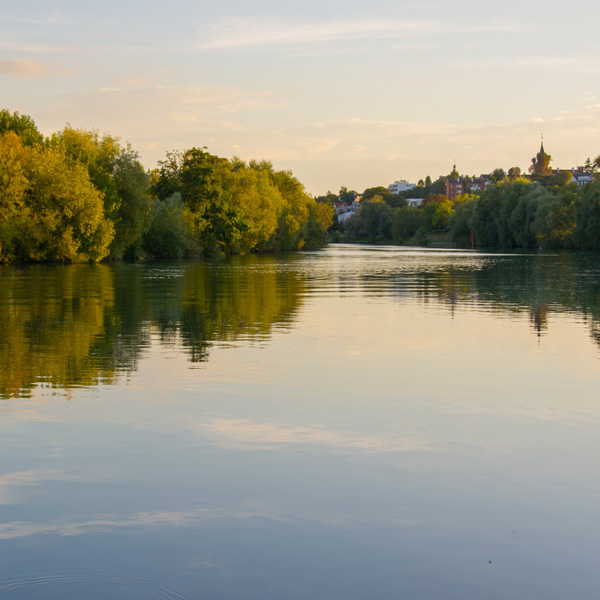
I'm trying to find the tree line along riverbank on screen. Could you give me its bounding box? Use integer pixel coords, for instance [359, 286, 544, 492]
[334, 177, 600, 250]
[0, 109, 334, 264]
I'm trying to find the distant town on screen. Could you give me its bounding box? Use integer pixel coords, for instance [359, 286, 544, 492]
[317, 140, 600, 250]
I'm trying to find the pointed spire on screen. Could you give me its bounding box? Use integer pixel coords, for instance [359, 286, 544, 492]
[540, 134, 545, 154]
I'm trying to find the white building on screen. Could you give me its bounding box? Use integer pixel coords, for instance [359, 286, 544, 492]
[338, 211, 356, 224]
[388, 180, 416, 194]
[406, 198, 424, 208]
[571, 169, 593, 187]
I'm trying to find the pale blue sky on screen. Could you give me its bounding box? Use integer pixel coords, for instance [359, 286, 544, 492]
[2, 0, 599, 194]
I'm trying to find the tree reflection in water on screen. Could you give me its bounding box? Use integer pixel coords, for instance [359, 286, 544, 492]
[1, 249, 599, 399]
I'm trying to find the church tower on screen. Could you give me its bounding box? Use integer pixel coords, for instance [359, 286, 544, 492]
[529, 136, 552, 176]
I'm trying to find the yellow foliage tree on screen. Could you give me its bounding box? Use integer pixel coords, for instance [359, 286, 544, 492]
[21, 144, 114, 262]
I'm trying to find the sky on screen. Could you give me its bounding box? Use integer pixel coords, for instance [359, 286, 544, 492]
[2, 0, 600, 195]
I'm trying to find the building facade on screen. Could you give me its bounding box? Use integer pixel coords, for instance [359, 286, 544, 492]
[388, 180, 416, 194]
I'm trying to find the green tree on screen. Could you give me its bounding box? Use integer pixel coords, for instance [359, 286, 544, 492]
[490, 168, 507, 183]
[269, 168, 312, 250]
[52, 126, 153, 258]
[508, 166, 522, 179]
[20, 143, 114, 262]
[533, 192, 576, 249]
[345, 196, 393, 243]
[51, 126, 121, 221]
[392, 206, 422, 241]
[547, 170, 573, 190]
[361, 186, 395, 204]
[339, 186, 356, 204]
[304, 200, 334, 249]
[0, 132, 29, 260]
[449, 198, 477, 247]
[433, 199, 454, 230]
[573, 180, 600, 249]
[178, 147, 245, 254]
[143, 193, 196, 258]
[226, 165, 279, 252]
[0, 109, 44, 146]
[509, 185, 543, 248]
[152, 150, 184, 200]
[583, 158, 596, 174]
[110, 148, 154, 258]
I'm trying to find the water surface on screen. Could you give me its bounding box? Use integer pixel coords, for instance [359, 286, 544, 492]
[1, 245, 600, 599]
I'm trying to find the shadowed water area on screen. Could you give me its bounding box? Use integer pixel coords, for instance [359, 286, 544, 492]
[1, 245, 600, 599]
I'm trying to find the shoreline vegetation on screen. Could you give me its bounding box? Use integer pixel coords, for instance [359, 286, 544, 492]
[322, 151, 600, 252]
[333, 179, 600, 250]
[2, 108, 600, 264]
[0, 110, 334, 264]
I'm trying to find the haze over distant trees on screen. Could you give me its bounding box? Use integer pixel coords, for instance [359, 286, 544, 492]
[0, 109, 333, 263]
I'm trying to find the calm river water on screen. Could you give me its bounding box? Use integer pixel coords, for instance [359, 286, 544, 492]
[1, 244, 600, 599]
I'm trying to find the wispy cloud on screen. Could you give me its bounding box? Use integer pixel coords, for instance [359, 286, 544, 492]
[0, 468, 108, 505]
[0, 58, 49, 77]
[197, 418, 432, 453]
[93, 84, 279, 116]
[198, 17, 531, 50]
[0, 40, 69, 53]
[2, 11, 71, 26]
[110, 76, 150, 86]
[456, 55, 600, 73]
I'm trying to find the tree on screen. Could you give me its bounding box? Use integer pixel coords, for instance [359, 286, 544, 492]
[529, 141, 552, 176]
[269, 168, 312, 251]
[547, 170, 573, 190]
[583, 158, 596, 173]
[533, 193, 575, 249]
[433, 199, 455, 230]
[152, 150, 184, 200]
[0, 109, 44, 146]
[226, 165, 279, 252]
[304, 200, 334, 249]
[573, 180, 600, 249]
[51, 126, 153, 258]
[110, 148, 154, 258]
[429, 177, 447, 195]
[315, 190, 338, 204]
[449, 198, 477, 247]
[143, 193, 195, 258]
[339, 186, 356, 204]
[392, 206, 422, 241]
[345, 197, 393, 243]
[421, 194, 448, 207]
[508, 166, 521, 179]
[0, 132, 29, 260]
[490, 168, 507, 183]
[51, 126, 121, 221]
[176, 147, 245, 253]
[361, 186, 396, 205]
[19, 143, 114, 262]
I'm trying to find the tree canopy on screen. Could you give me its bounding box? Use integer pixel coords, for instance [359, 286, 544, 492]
[0, 111, 332, 263]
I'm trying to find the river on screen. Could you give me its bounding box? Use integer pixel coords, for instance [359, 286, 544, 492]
[1, 244, 600, 599]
